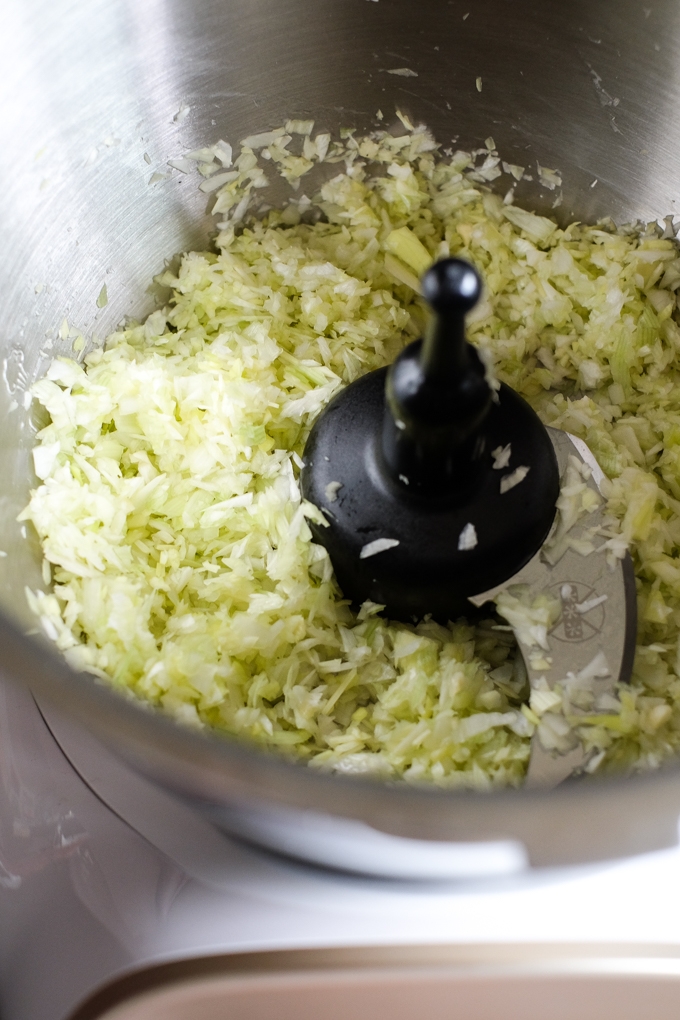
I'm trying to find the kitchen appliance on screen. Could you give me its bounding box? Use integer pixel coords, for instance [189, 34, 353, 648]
[4, 2, 680, 1015]
[1, 0, 680, 883]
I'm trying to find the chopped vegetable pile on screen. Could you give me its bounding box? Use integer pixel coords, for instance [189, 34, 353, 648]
[20, 115, 680, 787]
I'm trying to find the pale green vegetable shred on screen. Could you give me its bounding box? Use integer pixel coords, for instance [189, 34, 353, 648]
[20, 119, 680, 786]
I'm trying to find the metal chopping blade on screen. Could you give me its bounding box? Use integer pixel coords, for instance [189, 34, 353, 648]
[470, 427, 637, 789]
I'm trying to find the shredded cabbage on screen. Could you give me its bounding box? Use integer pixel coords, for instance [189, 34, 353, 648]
[19, 116, 680, 786]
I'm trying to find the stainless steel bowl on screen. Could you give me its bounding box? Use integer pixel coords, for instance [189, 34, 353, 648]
[2, 0, 680, 878]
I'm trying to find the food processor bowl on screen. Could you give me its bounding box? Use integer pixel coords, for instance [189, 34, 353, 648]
[2, 0, 680, 877]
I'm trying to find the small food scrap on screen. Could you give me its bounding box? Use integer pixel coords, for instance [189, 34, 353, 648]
[168, 157, 195, 174]
[492, 444, 512, 470]
[537, 164, 563, 191]
[476, 77, 483, 92]
[387, 68, 419, 77]
[575, 593, 608, 614]
[458, 522, 478, 551]
[542, 457, 605, 566]
[502, 161, 525, 181]
[386, 225, 433, 277]
[240, 128, 287, 149]
[325, 481, 343, 503]
[500, 465, 530, 494]
[529, 652, 553, 673]
[172, 101, 191, 125]
[96, 284, 108, 309]
[360, 537, 400, 559]
[396, 109, 415, 132]
[199, 172, 239, 194]
[285, 120, 314, 136]
[496, 589, 560, 654]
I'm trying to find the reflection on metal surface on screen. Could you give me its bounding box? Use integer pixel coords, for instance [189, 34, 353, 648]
[42, 701, 530, 881]
[0, 684, 87, 886]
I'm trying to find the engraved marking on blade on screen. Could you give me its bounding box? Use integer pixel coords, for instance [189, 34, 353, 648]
[549, 581, 605, 643]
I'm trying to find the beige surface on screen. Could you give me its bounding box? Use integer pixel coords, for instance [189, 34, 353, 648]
[73, 946, 680, 1020]
[88, 966, 680, 1020]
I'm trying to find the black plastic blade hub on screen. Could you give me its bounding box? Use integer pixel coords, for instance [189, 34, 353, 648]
[301, 371, 559, 621]
[300, 257, 561, 622]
